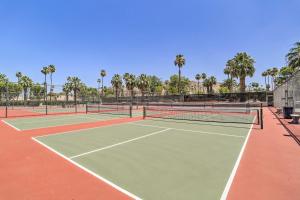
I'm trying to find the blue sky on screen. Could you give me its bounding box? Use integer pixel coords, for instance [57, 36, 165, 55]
[0, 0, 299, 87]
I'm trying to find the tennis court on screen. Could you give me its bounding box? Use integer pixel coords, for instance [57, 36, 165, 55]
[2, 104, 142, 130]
[32, 116, 254, 199]
[2, 113, 126, 130]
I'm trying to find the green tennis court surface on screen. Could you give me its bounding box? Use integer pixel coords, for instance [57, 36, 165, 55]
[2, 113, 130, 130]
[33, 118, 253, 199]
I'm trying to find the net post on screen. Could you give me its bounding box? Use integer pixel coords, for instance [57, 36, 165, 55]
[86, 103, 88, 114]
[260, 103, 263, 129]
[129, 105, 132, 118]
[143, 106, 146, 119]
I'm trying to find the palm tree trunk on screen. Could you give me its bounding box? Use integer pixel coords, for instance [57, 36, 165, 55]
[271, 77, 274, 90]
[74, 89, 77, 112]
[101, 77, 104, 97]
[44, 74, 47, 104]
[229, 76, 233, 93]
[240, 77, 246, 93]
[178, 68, 181, 94]
[264, 77, 267, 90]
[115, 87, 118, 101]
[24, 88, 27, 101]
[50, 73, 52, 103]
[98, 82, 101, 104]
[197, 80, 200, 95]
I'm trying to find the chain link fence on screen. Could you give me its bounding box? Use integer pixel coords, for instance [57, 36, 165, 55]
[0, 81, 271, 118]
[274, 70, 300, 109]
[99, 91, 269, 105]
[0, 83, 94, 118]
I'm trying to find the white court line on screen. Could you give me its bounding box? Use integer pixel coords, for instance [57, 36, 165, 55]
[4, 115, 82, 125]
[219, 117, 256, 200]
[31, 137, 142, 200]
[1, 120, 21, 131]
[79, 114, 122, 121]
[129, 122, 245, 138]
[70, 128, 171, 159]
[73, 114, 110, 121]
[6, 114, 100, 125]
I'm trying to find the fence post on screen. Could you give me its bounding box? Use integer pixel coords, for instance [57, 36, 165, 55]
[75, 83, 78, 113]
[260, 103, 263, 129]
[44, 82, 48, 115]
[143, 106, 146, 119]
[130, 105, 132, 118]
[257, 109, 260, 125]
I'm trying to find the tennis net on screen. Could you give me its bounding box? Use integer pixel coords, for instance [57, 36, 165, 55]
[86, 103, 132, 117]
[143, 103, 263, 127]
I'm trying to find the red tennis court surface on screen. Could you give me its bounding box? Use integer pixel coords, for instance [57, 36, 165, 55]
[0, 108, 299, 200]
[269, 107, 300, 145]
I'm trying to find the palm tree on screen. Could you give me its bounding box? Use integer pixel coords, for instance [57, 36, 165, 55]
[67, 76, 81, 110]
[41, 66, 49, 104]
[100, 69, 106, 96]
[48, 65, 56, 102]
[123, 73, 130, 79]
[224, 59, 236, 92]
[195, 74, 201, 95]
[19, 76, 33, 101]
[16, 72, 22, 82]
[164, 80, 169, 95]
[201, 73, 207, 93]
[250, 82, 259, 92]
[266, 68, 272, 87]
[261, 71, 268, 90]
[123, 73, 136, 101]
[97, 78, 101, 103]
[224, 67, 230, 79]
[174, 54, 186, 94]
[137, 74, 150, 102]
[62, 82, 72, 102]
[270, 67, 278, 90]
[222, 78, 236, 92]
[202, 78, 210, 94]
[111, 74, 122, 101]
[0, 74, 8, 100]
[209, 76, 217, 94]
[279, 66, 295, 79]
[97, 78, 101, 91]
[286, 42, 300, 70]
[231, 52, 255, 93]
